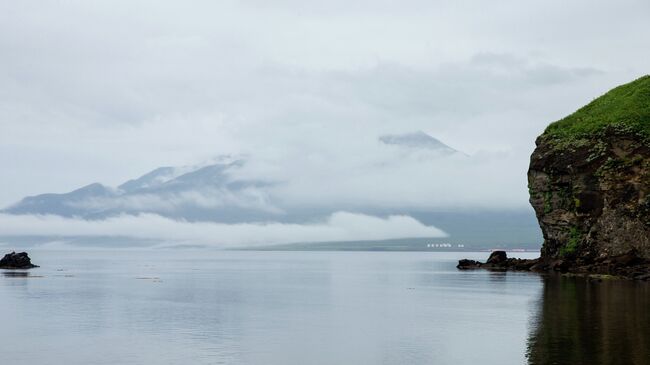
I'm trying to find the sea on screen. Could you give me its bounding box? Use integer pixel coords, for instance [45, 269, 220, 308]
[1, 250, 648, 365]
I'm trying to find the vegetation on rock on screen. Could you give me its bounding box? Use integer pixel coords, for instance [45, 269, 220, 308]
[528, 75, 650, 268]
[543, 75, 650, 145]
[460, 76, 650, 280]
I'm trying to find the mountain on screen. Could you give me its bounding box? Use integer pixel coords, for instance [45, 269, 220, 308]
[2, 131, 542, 247]
[117, 166, 179, 192]
[3, 159, 278, 222]
[379, 131, 462, 155]
[5, 182, 114, 217]
[5, 132, 467, 222]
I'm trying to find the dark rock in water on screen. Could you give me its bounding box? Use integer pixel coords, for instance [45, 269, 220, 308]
[458, 250, 650, 280]
[0, 251, 39, 269]
[457, 251, 540, 271]
[486, 251, 507, 264]
[457, 259, 481, 269]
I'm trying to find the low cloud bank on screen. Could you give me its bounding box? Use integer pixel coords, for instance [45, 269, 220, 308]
[0, 212, 446, 248]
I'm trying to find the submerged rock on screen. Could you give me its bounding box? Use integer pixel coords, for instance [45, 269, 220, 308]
[0, 251, 39, 269]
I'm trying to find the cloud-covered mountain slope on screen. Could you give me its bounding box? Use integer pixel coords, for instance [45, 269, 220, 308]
[5, 132, 468, 222]
[4, 159, 279, 222]
[2, 130, 543, 248]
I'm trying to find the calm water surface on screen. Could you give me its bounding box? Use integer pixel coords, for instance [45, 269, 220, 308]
[0, 251, 648, 365]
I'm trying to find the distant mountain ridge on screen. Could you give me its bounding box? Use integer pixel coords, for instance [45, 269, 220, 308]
[4, 131, 462, 221]
[1, 130, 543, 246]
[379, 131, 462, 155]
[3, 159, 278, 222]
[118, 166, 179, 192]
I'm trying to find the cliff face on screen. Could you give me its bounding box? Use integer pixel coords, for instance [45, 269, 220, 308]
[528, 76, 650, 261]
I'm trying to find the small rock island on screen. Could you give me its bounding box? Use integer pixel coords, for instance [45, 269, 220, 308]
[460, 75, 650, 281]
[0, 251, 39, 269]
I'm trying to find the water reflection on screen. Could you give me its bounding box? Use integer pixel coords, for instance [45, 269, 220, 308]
[527, 276, 650, 365]
[2, 271, 37, 278]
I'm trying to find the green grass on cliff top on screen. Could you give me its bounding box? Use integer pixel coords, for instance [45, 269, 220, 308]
[544, 75, 650, 142]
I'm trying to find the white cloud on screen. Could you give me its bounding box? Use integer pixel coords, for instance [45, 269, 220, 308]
[67, 188, 282, 214]
[0, 212, 447, 248]
[0, 0, 648, 212]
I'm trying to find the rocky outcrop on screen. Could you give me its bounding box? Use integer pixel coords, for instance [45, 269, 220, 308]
[457, 250, 650, 281]
[459, 76, 650, 280]
[529, 129, 650, 262]
[0, 251, 39, 269]
[529, 76, 650, 267]
[457, 251, 541, 271]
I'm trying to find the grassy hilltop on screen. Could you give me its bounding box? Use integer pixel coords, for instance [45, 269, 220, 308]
[544, 75, 650, 144]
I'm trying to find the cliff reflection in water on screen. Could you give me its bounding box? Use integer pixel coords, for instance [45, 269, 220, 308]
[527, 277, 650, 365]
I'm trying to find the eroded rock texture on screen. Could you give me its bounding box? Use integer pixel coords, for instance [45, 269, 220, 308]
[528, 75, 650, 263]
[459, 76, 650, 279]
[529, 129, 650, 261]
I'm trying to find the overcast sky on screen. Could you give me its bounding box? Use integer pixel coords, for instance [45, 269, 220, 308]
[1, 0, 649, 209]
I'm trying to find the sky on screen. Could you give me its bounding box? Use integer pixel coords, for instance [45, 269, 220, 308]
[0, 1, 649, 245]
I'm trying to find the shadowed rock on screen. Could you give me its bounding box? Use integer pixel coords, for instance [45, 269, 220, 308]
[457, 251, 540, 271]
[457, 249, 650, 280]
[0, 251, 39, 269]
[486, 250, 508, 264]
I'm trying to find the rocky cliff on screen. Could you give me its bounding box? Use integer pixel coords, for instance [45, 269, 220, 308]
[459, 76, 650, 279]
[528, 75, 650, 262]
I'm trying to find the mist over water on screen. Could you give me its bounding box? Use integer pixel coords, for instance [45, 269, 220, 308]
[3, 250, 647, 364]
